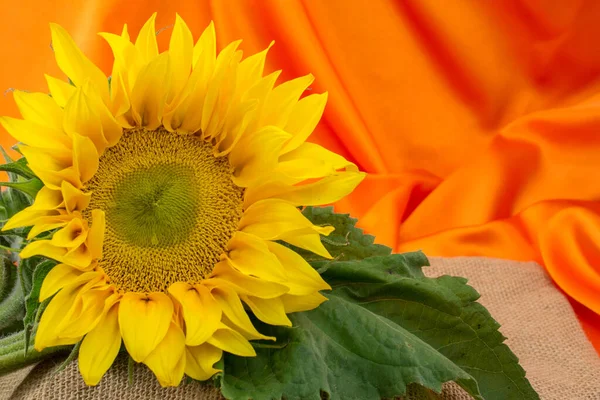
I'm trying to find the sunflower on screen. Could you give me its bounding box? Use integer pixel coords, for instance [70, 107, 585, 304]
[0, 13, 363, 387]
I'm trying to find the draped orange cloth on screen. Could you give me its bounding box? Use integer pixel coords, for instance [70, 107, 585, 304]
[2, 0, 600, 352]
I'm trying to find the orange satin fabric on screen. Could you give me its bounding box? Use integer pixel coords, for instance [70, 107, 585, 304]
[2, 0, 600, 352]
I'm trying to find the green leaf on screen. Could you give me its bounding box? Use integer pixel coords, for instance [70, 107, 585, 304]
[0, 158, 36, 180]
[297, 206, 391, 262]
[22, 260, 55, 327]
[329, 258, 537, 399]
[0, 179, 43, 199]
[220, 254, 538, 400]
[19, 256, 46, 295]
[0, 183, 32, 222]
[221, 296, 479, 400]
[0, 147, 15, 169]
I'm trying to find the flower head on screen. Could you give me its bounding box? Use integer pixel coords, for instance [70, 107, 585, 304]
[1, 13, 364, 386]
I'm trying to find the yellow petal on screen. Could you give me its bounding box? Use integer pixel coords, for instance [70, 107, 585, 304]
[22, 237, 94, 269]
[281, 292, 328, 313]
[239, 199, 334, 258]
[26, 214, 72, 240]
[49, 23, 109, 103]
[61, 180, 92, 213]
[13, 90, 63, 130]
[97, 31, 138, 118]
[208, 261, 289, 299]
[167, 58, 213, 133]
[266, 241, 331, 295]
[281, 92, 328, 154]
[39, 263, 86, 302]
[168, 282, 221, 347]
[79, 302, 121, 386]
[27, 167, 80, 192]
[0, 116, 71, 149]
[118, 292, 173, 362]
[210, 286, 274, 341]
[81, 83, 123, 147]
[185, 342, 223, 381]
[143, 322, 186, 387]
[228, 126, 292, 187]
[281, 232, 333, 260]
[168, 13, 193, 99]
[236, 42, 273, 93]
[18, 146, 79, 190]
[193, 22, 216, 70]
[63, 86, 109, 154]
[98, 30, 140, 87]
[279, 141, 359, 182]
[35, 295, 82, 350]
[87, 209, 105, 260]
[226, 231, 286, 283]
[3, 208, 55, 233]
[20, 145, 72, 172]
[243, 70, 281, 134]
[206, 324, 256, 357]
[240, 295, 291, 326]
[20, 239, 68, 261]
[199, 41, 242, 139]
[120, 24, 130, 41]
[64, 246, 95, 269]
[250, 148, 359, 206]
[72, 132, 99, 184]
[57, 286, 113, 338]
[213, 99, 258, 156]
[45, 74, 76, 107]
[281, 141, 357, 168]
[262, 74, 314, 128]
[32, 186, 64, 210]
[134, 13, 158, 64]
[202, 56, 241, 140]
[51, 217, 88, 248]
[164, 22, 217, 133]
[162, 62, 205, 133]
[244, 171, 366, 208]
[164, 24, 220, 133]
[34, 271, 101, 350]
[130, 52, 171, 130]
[4, 187, 63, 228]
[108, 72, 133, 125]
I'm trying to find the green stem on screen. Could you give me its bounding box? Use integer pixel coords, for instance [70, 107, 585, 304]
[128, 355, 134, 385]
[0, 277, 23, 331]
[252, 342, 289, 349]
[0, 330, 70, 375]
[0, 244, 21, 253]
[0, 258, 16, 302]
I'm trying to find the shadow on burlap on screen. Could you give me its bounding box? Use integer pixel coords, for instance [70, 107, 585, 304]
[1, 257, 600, 399]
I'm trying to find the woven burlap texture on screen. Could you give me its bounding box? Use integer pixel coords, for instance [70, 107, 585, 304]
[1, 257, 599, 400]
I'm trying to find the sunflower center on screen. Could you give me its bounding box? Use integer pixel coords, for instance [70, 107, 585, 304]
[84, 128, 244, 293]
[109, 163, 198, 247]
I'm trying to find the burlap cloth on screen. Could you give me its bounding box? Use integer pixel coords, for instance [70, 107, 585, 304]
[1, 257, 600, 400]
